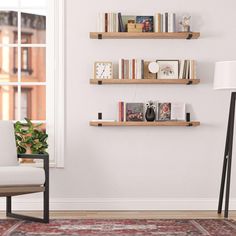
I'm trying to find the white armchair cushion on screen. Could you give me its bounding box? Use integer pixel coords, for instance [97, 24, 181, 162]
[0, 166, 45, 186]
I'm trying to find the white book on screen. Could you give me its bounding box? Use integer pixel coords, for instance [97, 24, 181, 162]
[179, 60, 185, 79]
[171, 103, 186, 121]
[190, 60, 193, 79]
[115, 13, 119, 32]
[163, 14, 166, 33]
[168, 13, 176, 32]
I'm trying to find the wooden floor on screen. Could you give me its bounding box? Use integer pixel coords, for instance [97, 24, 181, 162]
[0, 211, 236, 220]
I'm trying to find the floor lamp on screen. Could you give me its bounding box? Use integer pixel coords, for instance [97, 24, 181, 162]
[214, 61, 236, 218]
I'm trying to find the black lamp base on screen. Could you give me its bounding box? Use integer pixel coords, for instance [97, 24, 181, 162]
[218, 92, 236, 218]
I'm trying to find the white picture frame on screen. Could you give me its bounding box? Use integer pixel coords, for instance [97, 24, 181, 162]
[157, 60, 179, 79]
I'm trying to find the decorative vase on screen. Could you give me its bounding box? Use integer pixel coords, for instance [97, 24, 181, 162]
[20, 147, 35, 164]
[145, 107, 156, 122]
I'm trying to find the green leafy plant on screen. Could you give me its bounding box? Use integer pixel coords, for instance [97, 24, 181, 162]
[15, 118, 48, 154]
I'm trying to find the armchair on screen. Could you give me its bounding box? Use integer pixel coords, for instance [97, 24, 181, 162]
[0, 121, 49, 223]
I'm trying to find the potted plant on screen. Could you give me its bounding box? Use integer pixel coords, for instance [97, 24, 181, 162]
[15, 118, 48, 163]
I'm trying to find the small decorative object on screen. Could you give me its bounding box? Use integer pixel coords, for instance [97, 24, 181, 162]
[136, 16, 154, 32]
[94, 62, 113, 79]
[98, 112, 102, 120]
[157, 60, 179, 79]
[148, 62, 160, 74]
[121, 15, 136, 32]
[145, 101, 156, 122]
[158, 103, 171, 121]
[144, 61, 157, 79]
[186, 113, 191, 122]
[126, 103, 144, 122]
[127, 23, 143, 33]
[15, 118, 48, 163]
[180, 16, 191, 32]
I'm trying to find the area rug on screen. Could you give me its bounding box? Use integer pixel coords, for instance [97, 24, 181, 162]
[1, 219, 236, 236]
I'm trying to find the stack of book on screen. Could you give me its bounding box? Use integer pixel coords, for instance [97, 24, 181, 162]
[179, 60, 197, 79]
[119, 59, 144, 80]
[118, 102, 186, 122]
[154, 13, 176, 33]
[97, 13, 119, 32]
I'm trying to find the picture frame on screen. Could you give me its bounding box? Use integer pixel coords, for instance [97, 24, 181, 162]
[156, 60, 179, 79]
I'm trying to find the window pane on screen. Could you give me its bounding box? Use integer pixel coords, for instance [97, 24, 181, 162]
[0, 11, 18, 44]
[0, 47, 18, 82]
[16, 85, 46, 120]
[20, 47, 45, 82]
[21, 0, 46, 8]
[0, 86, 16, 120]
[0, 0, 19, 7]
[21, 11, 46, 44]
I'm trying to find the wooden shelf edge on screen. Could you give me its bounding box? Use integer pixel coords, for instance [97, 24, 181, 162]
[90, 32, 200, 40]
[90, 79, 200, 85]
[90, 121, 201, 127]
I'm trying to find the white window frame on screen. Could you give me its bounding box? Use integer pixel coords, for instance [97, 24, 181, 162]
[0, 0, 65, 168]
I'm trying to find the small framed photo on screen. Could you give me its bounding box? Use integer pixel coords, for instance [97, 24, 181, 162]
[156, 60, 179, 79]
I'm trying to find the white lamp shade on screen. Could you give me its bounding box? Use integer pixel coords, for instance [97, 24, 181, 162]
[214, 61, 236, 90]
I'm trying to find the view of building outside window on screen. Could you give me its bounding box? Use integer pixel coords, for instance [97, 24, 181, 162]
[0, 2, 46, 122]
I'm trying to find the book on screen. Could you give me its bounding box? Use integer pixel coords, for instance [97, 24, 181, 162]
[171, 103, 186, 120]
[168, 13, 176, 32]
[158, 103, 171, 121]
[118, 13, 125, 32]
[126, 103, 144, 121]
[136, 16, 154, 32]
[164, 13, 168, 32]
[179, 60, 185, 79]
[154, 13, 162, 32]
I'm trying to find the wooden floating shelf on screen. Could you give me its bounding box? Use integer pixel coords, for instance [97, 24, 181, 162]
[90, 32, 200, 40]
[90, 121, 200, 127]
[90, 79, 200, 85]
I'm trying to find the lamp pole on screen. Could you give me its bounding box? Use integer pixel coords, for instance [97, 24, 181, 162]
[218, 92, 236, 218]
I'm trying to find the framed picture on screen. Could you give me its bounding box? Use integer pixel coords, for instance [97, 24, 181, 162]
[158, 103, 171, 121]
[94, 61, 113, 79]
[126, 103, 144, 122]
[136, 16, 154, 32]
[156, 60, 179, 79]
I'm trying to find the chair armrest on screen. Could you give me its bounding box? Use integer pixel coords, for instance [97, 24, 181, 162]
[17, 154, 49, 160]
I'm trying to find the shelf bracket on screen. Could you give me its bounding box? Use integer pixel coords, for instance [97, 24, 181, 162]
[187, 81, 193, 85]
[98, 123, 103, 127]
[98, 80, 103, 85]
[188, 123, 193, 127]
[186, 33, 193, 40]
[98, 34, 103, 40]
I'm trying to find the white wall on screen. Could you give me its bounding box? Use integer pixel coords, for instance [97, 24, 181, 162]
[4, 0, 236, 211]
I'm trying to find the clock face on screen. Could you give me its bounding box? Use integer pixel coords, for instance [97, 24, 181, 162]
[95, 62, 113, 79]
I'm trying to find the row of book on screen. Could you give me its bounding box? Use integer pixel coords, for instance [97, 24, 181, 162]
[118, 59, 197, 80]
[155, 13, 176, 33]
[97, 12, 178, 33]
[118, 102, 186, 122]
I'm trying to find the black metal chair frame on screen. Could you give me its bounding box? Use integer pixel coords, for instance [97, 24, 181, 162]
[6, 154, 49, 223]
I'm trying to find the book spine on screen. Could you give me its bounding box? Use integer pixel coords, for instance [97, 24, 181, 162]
[141, 60, 144, 79]
[115, 13, 119, 32]
[129, 60, 132, 79]
[122, 59, 125, 79]
[132, 59, 135, 79]
[118, 59, 122, 79]
[165, 12, 168, 32]
[118, 12, 124, 32]
[123, 103, 126, 122]
[179, 60, 184, 79]
[155, 13, 162, 32]
[105, 13, 108, 32]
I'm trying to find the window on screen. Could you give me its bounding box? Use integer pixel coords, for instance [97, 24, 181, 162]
[0, 0, 65, 167]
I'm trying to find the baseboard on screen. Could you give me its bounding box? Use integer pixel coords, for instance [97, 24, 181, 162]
[0, 198, 236, 211]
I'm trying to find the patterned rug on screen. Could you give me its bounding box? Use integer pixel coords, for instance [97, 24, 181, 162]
[1, 219, 236, 236]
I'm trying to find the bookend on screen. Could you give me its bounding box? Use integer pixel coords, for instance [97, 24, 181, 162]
[186, 33, 193, 40]
[98, 34, 103, 40]
[98, 80, 103, 85]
